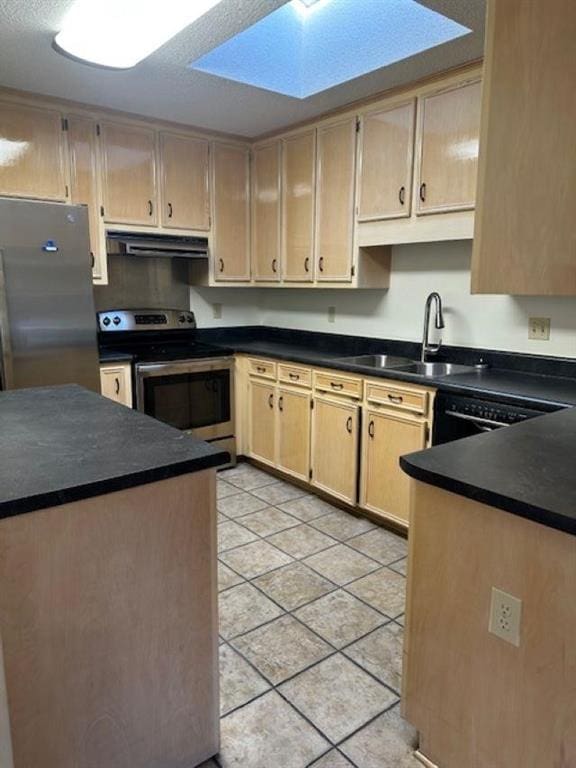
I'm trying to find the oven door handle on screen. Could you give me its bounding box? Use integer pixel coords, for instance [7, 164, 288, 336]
[135, 357, 234, 377]
[446, 411, 510, 429]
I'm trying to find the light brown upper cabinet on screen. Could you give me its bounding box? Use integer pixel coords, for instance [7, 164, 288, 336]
[212, 142, 250, 281]
[0, 102, 68, 202]
[282, 130, 315, 282]
[357, 100, 415, 221]
[100, 121, 158, 226]
[67, 115, 107, 283]
[416, 80, 481, 214]
[472, 0, 576, 295]
[315, 118, 356, 282]
[252, 141, 281, 282]
[160, 132, 210, 231]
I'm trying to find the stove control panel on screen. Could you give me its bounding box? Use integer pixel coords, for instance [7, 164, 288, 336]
[98, 309, 196, 332]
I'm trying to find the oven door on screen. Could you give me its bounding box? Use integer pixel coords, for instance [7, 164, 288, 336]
[135, 357, 234, 441]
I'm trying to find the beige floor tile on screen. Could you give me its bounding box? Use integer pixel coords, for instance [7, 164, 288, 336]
[343, 623, 404, 692]
[310, 750, 355, 767]
[347, 528, 408, 565]
[219, 690, 329, 768]
[219, 644, 270, 715]
[217, 491, 270, 518]
[218, 520, 260, 553]
[219, 539, 293, 579]
[310, 509, 376, 541]
[304, 543, 380, 586]
[346, 568, 406, 618]
[279, 654, 397, 743]
[217, 479, 243, 499]
[218, 561, 244, 592]
[340, 704, 420, 768]
[294, 590, 385, 648]
[254, 562, 336, 611]
[232, 615, 333, 685]
[252, 480, 309, 505]
[390, 557, 408, 576]
[277, 495, 338, 522]
[267, 523, 336, 559]
[219, 583, 283, 640]
[221, 464, 279, 491]
[396, 615, 405, 626]
[239, 506, 301, 536]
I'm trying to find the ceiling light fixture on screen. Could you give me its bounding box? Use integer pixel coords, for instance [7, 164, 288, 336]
[54, 0, 223, 69]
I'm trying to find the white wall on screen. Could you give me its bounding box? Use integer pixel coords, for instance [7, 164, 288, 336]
[190, 286, 263, 327]
[192, 241, 576, 357]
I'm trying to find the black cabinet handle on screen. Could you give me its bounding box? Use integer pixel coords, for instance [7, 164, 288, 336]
[114, 377, 120, 396]
[304, 257, 310, 273]
[368, 420, 375, 439]
[399, 186, 406, 206]
[272, 258, 277, 273]
[318, 256, 324, 273]
[289, 372, 300, 380]
[346, 416, 353, 434]
[168, 202, 173, 218]
[278, 396, 284, 412]
[419, 183, 426, 203]
[147, 199, 153, 216]
[388, 394, 404, 404]
[330, 382, 344, 390]
[90, 252, 95, 268]
[268, 393, 274, 409]
[256, 366, 266, 373]
[219, 258, 224, 273]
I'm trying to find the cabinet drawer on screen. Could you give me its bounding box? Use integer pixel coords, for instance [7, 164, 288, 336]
[314, 371, 362, 400]
[365, 380, 429, 416]
[278, 363, 312, 388]
[248, 358, 277, 380]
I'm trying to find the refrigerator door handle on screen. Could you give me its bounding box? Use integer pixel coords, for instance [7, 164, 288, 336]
[0, 251, 14, 389]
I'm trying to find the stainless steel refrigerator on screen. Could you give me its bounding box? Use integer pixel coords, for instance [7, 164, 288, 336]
[0, 197, 100, 392]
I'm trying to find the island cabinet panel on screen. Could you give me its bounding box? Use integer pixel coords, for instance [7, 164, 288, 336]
[416, 79, 481, 214]
[212, 142, 250, 281]
[357, 100, 415, 221]
[360, 410, 426, 526]
[100, 121, 158, 226]
[310, 395, 359, 505]
[0, 471, 219, 768]
[100, 363, 133, 407]
[315, 117, 356, 282]
[248, 378, 276, 466]
[160, 132, 210, 230]
[281, 130, 316, 282]
[68, 115, 107, 283]
[252, 141, 282, 282]
[277, 386, 311, 482]
[471, 0, 576, 295]
[0, 101, 68, 202]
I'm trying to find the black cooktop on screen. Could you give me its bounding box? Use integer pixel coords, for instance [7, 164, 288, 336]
[98, 331, 232, 363]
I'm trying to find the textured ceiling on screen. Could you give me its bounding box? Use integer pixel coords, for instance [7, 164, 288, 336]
[0, 0, 486, 138]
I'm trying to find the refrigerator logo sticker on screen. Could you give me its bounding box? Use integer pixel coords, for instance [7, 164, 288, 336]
[42, 240, 59, 252]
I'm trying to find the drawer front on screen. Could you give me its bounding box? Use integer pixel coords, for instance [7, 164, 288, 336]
[278, 363, 312, 388]
[365, 380, 429, 415]
[248, 358, 277, 380]
[314, 370, 362, 400]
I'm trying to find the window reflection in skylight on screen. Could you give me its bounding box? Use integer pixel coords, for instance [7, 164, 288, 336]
[190, 0, 471, 99]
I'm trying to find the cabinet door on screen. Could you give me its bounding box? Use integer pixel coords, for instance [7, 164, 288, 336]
[311, 396, 359, 505]
[68, 115, 107, 284]
[315, 118, 356, 282]
[358, 101, 415, 221]
[0, 102, 68, 201]
[212, 142, 250, 281]
[249, 379, 276, 466]
[100, 121, 158, 225]
[160, 133, 210, 230]
[100, 364, 133, 407]
[277, 386, 311, 482]
[416, 80, 481, 214]
[360, 409, 427, 526]
[252, 142, 281, 282]
[282, 131, 315, 282]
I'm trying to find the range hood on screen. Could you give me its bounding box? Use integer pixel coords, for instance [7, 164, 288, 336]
[107, 231, 209, 259]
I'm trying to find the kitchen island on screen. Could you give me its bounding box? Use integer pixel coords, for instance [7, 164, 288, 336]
[400, 409, 576, 767]
[0, 385, 227, 768]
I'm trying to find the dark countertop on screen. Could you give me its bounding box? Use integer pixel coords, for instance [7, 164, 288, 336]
[401, 407, 576, 536]
[99, 350, 134, 364]
[0, 385, 228, 520]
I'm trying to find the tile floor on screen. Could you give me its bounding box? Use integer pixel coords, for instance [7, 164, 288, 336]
[207, 462, 420, 768]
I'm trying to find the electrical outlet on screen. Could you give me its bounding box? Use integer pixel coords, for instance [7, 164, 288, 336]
[489, 587, 522, 646]
[528, 317, 550, 340]
[212, 303, 222, 320]
[328, 306, 336, 323]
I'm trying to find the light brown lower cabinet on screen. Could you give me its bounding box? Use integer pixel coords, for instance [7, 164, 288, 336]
[360, 409, 427, 526]
[99, 363, 133, 407]
[248, 378, 276, 466]
[277, 386, 311, 481]
[310, 395, 359, 505]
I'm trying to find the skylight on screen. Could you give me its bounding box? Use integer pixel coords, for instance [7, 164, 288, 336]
[190, 0, 471, 99]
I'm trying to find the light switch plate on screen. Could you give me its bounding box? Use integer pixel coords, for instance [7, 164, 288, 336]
[528, 317, 550, 340]
[489, 587, 522, 646]
[328, 306, 336, 323]
[212, 303, 222, 320]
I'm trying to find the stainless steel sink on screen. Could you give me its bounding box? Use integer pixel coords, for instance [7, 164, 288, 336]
[393, 362, 477, 377]
[338, 354, 415, 369]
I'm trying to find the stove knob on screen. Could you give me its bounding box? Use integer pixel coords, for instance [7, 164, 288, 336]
[102, 317, 111, 327]
[179, 314, 186, 323]
[187, 316, 194, 323]
[113, 316, 121, 326]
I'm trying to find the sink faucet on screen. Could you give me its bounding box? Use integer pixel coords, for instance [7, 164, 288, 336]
[421, 292, 445, 362]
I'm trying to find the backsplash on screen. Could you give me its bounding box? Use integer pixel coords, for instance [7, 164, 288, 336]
[95, 255, 190, 312]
